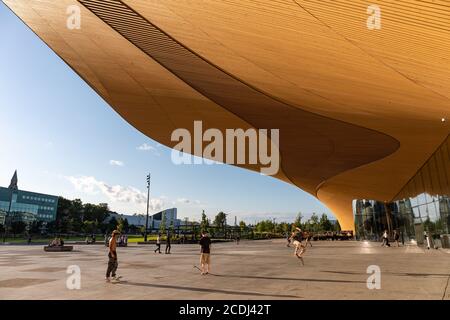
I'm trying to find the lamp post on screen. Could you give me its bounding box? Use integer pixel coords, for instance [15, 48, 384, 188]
[144, 173, 151, 242]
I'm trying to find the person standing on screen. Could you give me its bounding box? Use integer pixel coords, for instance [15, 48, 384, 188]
[393, 230, 400, 247]
[381, 230, 390, 247]
[199, 231, 212, 275]
[154, 233, 162, 253]
[306, 232, 313, 247]
[106, 230, 121, 283]
[424, 231, 431, 250]
[165, 231, 171, 254]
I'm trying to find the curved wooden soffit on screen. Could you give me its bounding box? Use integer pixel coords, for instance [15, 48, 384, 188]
[78, 0, 400, 197]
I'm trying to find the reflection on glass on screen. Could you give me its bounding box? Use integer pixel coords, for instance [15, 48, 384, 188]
[354, 136, 449, 242]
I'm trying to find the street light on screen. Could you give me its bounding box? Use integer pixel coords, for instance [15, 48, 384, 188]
[144, 173, 151, 242]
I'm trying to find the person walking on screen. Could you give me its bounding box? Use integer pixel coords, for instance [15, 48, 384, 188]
[165, 231, 171, 254]
[106, 230, 121, 283]
[424, 231, 431, 250]
[199, 231, 212, 275]
[154, 233, 162, 253]
[306, 232, 313, 247]
[393, 230, 400, 247]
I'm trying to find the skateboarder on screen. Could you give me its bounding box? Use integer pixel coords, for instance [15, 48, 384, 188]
[199, 231, 212, 275]
[106, 230, 121, 283]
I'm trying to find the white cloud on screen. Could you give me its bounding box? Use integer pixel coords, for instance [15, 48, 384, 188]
[177, 198, 190, 204]
[65, 175, 164, 211]
[137, 143, 161, 156]
[109, 160, 124, 167]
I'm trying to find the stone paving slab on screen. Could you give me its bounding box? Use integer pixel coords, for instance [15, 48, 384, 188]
[0, 240, 449, 300]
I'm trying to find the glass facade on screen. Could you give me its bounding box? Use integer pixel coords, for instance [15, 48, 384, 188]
[354, 135, 450, 245]
[0, 187, 59, 226]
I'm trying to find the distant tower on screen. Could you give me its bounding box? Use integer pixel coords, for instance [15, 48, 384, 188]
[8, 170, 18, 190]
[234, 216, 237, 226]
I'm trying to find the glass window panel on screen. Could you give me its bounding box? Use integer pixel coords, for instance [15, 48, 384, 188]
[427, 201, 439, 222]
[412, 206, 420, 218]
[422, 162, 435, 196]
[415, 173, 427, 204]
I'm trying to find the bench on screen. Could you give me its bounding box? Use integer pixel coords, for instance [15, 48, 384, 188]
[44, 246, 74, 252]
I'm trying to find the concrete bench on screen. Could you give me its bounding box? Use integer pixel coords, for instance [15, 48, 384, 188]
[44, 246, 74, 252]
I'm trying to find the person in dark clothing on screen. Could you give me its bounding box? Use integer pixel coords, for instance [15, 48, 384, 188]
[199, 231, 212, 275]
[394, 230, 400, 247]
[381, 230, 390, 247]
[165, 232, 171, 254]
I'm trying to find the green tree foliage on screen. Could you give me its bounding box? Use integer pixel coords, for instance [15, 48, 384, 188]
[117, 217, 130, 233]
[82, 220, 96, 234]
[54, 197, 110, 234]
[294, 212, 303, 229]
[10, 221, 26, 237]
[200, 210, 210, 233]
[320, 213, 333, 231]
[29, 221, 43, 234]
[239, 220, 247, 232]
[214, 212, 227, 232]
[255, 220, 275, 233]
[309, 212, 320, 232]
[108, 217, 118, 232]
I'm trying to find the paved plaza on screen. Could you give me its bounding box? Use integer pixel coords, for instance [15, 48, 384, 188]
[0, 240, 449, 300]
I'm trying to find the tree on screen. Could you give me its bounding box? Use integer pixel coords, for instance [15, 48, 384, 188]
[310, 213, 320, 232]
[294, 212, 303, 229]
[10, 221, 26, 237]
[255, 220, 275, 233]
[214, 212, 227, 232]
[334, 220, 341, 232]
[200, 210, 210, 233]
[82, 220, 95, 234]
[108, 217, 118, 232]
[116, 217, 129, 233]
[239, 220, 246, 232]
[29, 221, 43, 234]
[122, 218, 129, 233]
[320, 213, 333, 231]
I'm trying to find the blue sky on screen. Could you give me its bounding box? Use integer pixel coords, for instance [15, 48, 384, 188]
[0, 3, 333, 223]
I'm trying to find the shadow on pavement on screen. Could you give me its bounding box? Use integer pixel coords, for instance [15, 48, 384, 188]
[117, 281, 301, 298]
